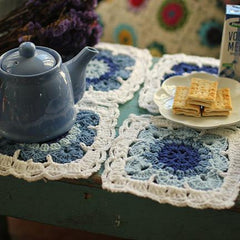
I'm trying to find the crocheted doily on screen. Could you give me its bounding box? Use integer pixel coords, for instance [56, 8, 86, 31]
[102, 114, 240, 209]
[0, 96, 119, 182]
[139, 53, 219, 113]
[85, 42, 152, 104]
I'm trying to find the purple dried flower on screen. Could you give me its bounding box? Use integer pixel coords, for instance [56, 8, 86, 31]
[67, 0, 98, 10]
[52, 19, 72, 37]
[26, 0, 48, 7]
[1, 0, 102, 61]
[24, 21, 41, 33]
[69, 0, 82, 7]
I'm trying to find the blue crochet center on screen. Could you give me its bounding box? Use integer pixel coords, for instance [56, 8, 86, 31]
[86, 49, 135, 91]
[0, 110, 100, 164]
[162, 62, 218, 85]
[126, 125, 229, 190]
[156, 141, 201, 174]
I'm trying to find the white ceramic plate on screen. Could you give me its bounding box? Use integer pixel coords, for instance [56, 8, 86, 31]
[153, 72, 240, 129]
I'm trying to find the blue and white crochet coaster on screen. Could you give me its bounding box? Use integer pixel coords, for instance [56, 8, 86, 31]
[102, 114, 240, 209]
[139, 53, 219, 113]
[85, 42, 152, 104]
[0, 96, 119, 182]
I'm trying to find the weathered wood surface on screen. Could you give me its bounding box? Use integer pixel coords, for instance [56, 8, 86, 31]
[0, 175, 240, 240]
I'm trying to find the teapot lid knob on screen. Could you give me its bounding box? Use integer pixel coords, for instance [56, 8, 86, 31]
[2, 41, 56, 75]
[19, 42, 36, 58]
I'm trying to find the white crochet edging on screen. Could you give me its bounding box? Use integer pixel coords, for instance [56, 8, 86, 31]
[0, 96, 119, 182]
[139, 53, 219, 113]
[102, 114, 240, 209]
[85, 42, 153, 104]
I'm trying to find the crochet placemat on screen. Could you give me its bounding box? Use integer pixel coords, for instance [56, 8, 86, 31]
[102, 114, 240, 209]
[0, 96, 119, 182]
[85, 42, 152, 104]
[139, 53, 219, 113]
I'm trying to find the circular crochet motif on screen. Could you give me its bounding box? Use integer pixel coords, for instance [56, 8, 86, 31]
[0, 110, 100, 164]
[128, 0, 148, 11]
[157, 0, 188, 30]
[126, 126, 228, 190]
[86, 49, 135, 91]
[162, 62, 218, 84]
[147, 41, 166, 57]
[198, 19, 223, 47]
[113, 23, 137, 46]
[128, 0, 145, 7]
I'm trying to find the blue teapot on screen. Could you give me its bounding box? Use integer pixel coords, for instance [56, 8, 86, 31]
[0, 42, 98, 143]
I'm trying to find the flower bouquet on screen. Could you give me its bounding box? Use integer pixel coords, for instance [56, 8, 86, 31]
[0, 0, 102, 61]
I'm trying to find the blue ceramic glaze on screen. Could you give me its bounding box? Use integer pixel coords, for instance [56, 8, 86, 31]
[0, 42, 98, 143]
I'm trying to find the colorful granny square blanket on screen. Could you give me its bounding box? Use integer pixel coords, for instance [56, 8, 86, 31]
[139, 53, 219, 113]
[102, 114, 240, 209]
[97, 0, 226, 58]
[85, 42, 152, 104]
[0, 96, 119, 182]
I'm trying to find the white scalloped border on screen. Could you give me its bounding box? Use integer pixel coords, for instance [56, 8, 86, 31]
[0, 96, 119, 182]
[139, 53, 219, 113]
[102, 114, 240, 209]
[85, 42, 152, 104]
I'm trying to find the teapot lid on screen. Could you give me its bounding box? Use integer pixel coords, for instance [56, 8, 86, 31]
[1, 42, 56, 75]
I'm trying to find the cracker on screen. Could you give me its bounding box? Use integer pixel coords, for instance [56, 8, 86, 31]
[202, 111, 230, 117]
[202, 88, 232, 116]
[187, 78, 218, 107]
[173, 86, 201, 117]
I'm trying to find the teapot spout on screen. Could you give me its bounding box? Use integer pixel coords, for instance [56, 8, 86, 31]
[64, 46, 98, 103]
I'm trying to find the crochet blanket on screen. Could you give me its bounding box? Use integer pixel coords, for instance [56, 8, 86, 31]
[97, 0, 228, 58]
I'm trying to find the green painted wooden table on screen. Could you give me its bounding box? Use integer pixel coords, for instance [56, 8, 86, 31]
[1, 89, 240, 240]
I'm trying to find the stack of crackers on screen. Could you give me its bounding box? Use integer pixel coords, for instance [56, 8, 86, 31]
[172, 78, 232, 117]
